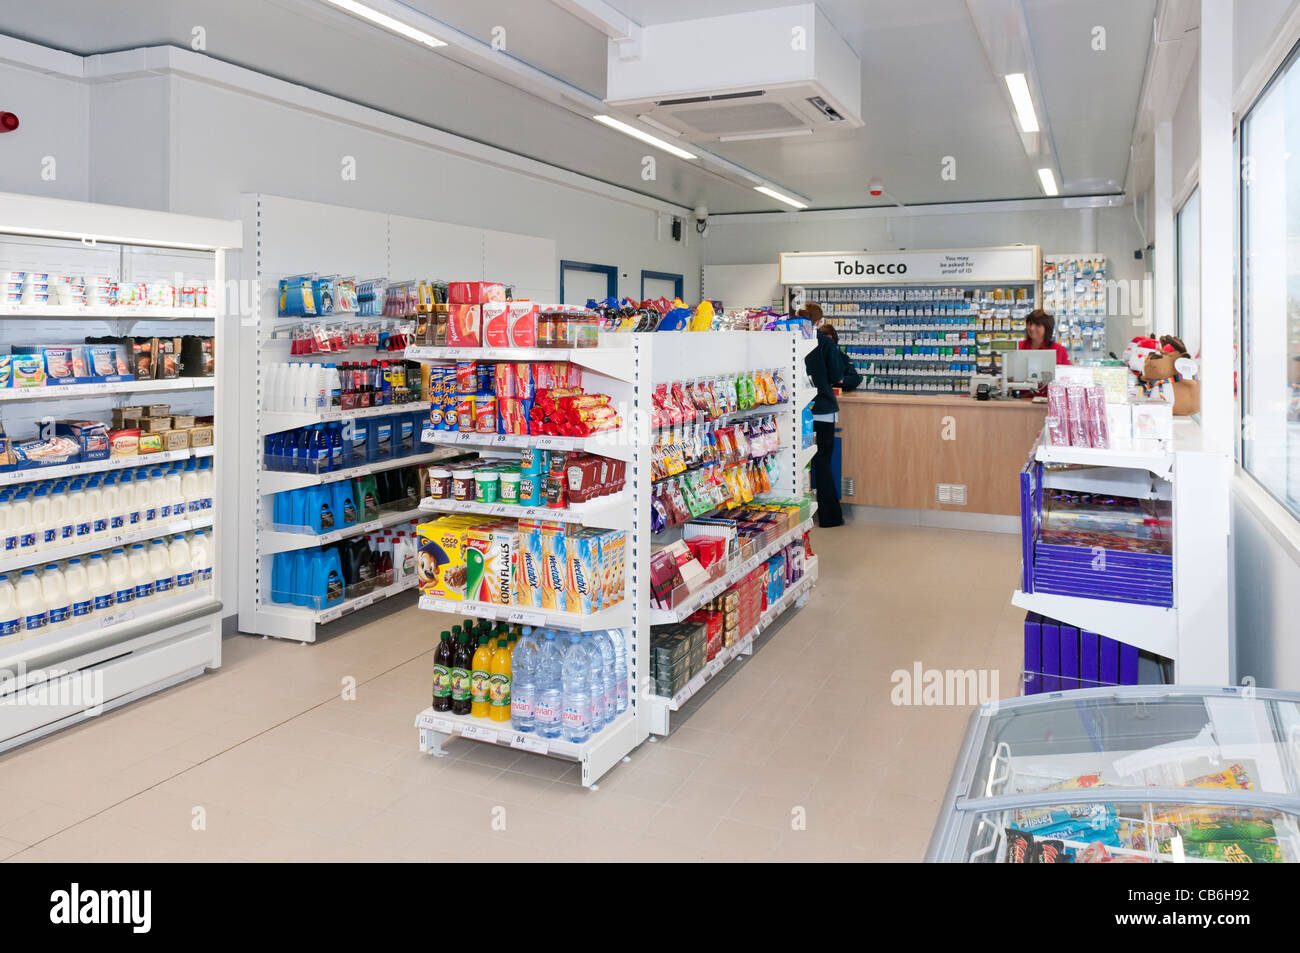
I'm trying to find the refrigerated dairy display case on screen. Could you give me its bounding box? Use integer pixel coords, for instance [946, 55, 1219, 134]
[926, 686, 1300, 863]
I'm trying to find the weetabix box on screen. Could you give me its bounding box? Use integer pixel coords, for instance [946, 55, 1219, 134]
[566, 531, 601, 615]
[515, 525, 545, 608]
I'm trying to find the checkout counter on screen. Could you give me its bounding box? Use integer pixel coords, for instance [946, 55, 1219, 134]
[835, 352, 1058, 517]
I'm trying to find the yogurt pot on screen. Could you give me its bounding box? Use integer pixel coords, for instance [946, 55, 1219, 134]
[452, 468, 475, 502]
[474, 469, 500, 504]
[427, 467, 452, 500]
[499, 470, 521, 505]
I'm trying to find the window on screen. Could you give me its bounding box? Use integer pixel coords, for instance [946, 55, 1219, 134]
[1240, 41, 1300, 517]
[1175, 188, 1200, 357]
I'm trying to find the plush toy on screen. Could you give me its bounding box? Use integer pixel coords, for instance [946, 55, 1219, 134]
[1123, 336, 1161, 377]
[1136, 334, 1200, 415]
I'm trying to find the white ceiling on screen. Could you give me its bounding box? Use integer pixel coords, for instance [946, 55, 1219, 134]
[0, 0, 1156, 212]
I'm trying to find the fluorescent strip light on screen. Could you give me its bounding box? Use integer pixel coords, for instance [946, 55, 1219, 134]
[1037, 168, 1059, 196]
[319, 0, 447, 48]
[592, 115, 697, 160]
[754, 186, 808, 210]
[1004, 73, 1039, 133]
[719, 129, 814, 142]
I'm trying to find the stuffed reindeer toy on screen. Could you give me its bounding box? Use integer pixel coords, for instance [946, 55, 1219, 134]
[1135, 334, 1200, 416]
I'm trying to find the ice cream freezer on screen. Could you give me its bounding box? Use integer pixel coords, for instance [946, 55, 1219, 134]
[926, 685, 1300, 863]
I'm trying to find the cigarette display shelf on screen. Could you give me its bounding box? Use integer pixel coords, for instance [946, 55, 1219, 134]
[0, 191, 237, 752]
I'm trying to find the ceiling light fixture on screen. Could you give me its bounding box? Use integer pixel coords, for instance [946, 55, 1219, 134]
[719, 129, 815, 142]
[592, 115, 697, 160]
[1004, 73, 1039, 133]
[318, 0, 447, 48]
[1037, 168, 1059, 196]
[754, 186, 808, 210]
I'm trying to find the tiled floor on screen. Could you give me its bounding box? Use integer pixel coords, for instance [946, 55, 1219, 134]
[0, 516, 1024, 862]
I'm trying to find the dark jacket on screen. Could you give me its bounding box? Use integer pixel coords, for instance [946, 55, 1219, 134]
[805, 331, 842, 415]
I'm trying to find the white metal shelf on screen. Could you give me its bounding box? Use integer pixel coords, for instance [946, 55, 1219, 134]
[0, 445, 214, 487]
[648, 517, 814, 625]
[647, 556, 819, 720]
[415, 706, 640, 785]
[259, 447, 467, 496]
[1011, 589, 1177, 660]
[262, 400, 432, 433]
[404, 343, 635, 382]
[417, 593, 632, 631]
[0, 515, 214, 574]
[417, 493, 630, 531]
[796, 444, 816, 469]
[420, 428, 634, 462]
[257, 573, 419, 634]
[0, 588, 217, 661]
[260, 506, 423, 556]
[0, 303, 218, 320]
[0, 378, 215, 402]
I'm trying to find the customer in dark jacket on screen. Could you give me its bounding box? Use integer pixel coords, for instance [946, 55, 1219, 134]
[799, 304, 845, 527]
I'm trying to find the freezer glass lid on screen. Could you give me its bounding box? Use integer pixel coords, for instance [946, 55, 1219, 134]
[965, 690, 1300, 801]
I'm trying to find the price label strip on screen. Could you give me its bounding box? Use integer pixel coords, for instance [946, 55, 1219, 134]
[509, 733, 548, 755]
[461, 724, 496, 743]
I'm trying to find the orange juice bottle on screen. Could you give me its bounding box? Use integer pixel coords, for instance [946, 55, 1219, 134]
[470, 634, 493, 718]
[488, 637, 512, 722]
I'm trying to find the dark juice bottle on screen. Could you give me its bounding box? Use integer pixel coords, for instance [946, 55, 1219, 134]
[451, 632, 474, 715]
[432, 630, 454, 711]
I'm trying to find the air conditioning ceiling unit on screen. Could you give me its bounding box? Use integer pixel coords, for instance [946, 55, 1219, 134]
[605, 3, 862, 142]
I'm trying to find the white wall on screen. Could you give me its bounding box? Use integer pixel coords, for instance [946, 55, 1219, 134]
[1232, 482, 1300, 691]
[703, 202, 1149, 353]
[0, 62, 89, 200]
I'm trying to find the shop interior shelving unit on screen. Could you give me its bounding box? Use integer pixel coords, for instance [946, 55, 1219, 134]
[235, 194, 555, 640]
[0, 192, 239, 750]
[1012, 417, 1231, 684]
[408, 330, 820, 785]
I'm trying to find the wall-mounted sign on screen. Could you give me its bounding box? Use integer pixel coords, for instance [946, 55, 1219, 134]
[779, 246, 1040, 285]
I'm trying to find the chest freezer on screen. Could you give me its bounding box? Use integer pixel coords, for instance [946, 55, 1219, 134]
[926, 685, 1300, 863]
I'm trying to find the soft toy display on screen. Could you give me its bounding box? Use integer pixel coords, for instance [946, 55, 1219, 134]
[1130, 334, 1201, 415]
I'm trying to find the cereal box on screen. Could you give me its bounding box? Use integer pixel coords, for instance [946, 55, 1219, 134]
[540, 530, 568, 612]
[516, 526, 545, 608]
[417, 518, 475, 600]
[567, 531, 601, 615]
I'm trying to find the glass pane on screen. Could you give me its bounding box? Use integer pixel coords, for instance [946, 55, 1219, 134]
[963, 801, 1300, 863]
[1176, 189, 1201, 356]
[1241, 50, 1300, 514]
[964, 691, 1300, 799]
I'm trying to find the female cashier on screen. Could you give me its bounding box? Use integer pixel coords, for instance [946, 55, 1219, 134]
[1018, 309, 1072, 365]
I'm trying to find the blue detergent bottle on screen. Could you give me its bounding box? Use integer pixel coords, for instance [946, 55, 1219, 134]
[271, 551, 293, 603]
[312, 547, 345, 609]
[309, 484, 336, 534]
[331, 479, 358, 529]
[290, 549, 312, 606]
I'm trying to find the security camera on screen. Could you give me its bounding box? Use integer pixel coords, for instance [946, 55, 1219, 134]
[694, 205, 709, 236]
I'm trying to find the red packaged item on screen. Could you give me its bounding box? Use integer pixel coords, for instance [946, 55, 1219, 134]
[457, 396, 475, 432]
[448, 281, 506, 304]
[671, 382, 697, 423]
[509, 301, 539, 347]
[512, 362, 535, 399]
[475, 395, 497, 433]
[447, 304, 481, 347]
[1045, 383, 1070, 446]
[1065, 384, 1089, 448]
[482, 301, 511, 348]
[497, 397, 526, 434]
[1084, 384, 1110, 450]
[455, 360, 478, 394]
[494, 362, 516, 399]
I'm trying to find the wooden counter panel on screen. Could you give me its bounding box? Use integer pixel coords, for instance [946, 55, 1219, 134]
[838, 398, 1046, 515]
